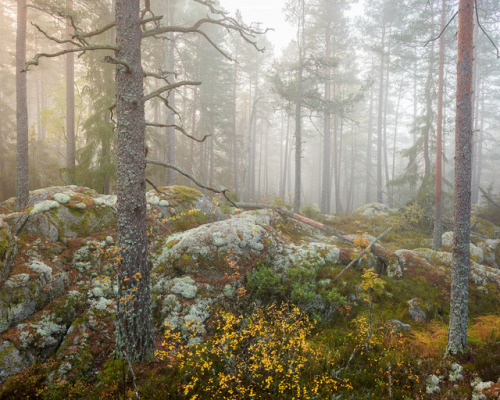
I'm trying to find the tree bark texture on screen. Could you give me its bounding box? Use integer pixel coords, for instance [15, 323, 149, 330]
[115, 0, 154, 361]
[447, 0, 474, 356]
[433, 0, 445, 251]
[66, 0, 75, 184]
[15, 0, 29, 211]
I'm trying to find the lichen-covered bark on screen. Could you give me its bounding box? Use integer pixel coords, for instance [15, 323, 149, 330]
[115, 0, 154, 361]
[15, 0, 29, 211]
[447, 0, 474, 356]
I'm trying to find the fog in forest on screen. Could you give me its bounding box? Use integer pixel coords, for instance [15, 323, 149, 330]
[1, 0, 500, 217]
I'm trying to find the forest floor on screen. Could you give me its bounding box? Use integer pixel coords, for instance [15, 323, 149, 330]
[0, 187, 499, 399]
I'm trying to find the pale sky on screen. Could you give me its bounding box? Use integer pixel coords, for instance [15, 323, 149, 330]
[218, 0, 296, 54]
[218, 0, 364, 54]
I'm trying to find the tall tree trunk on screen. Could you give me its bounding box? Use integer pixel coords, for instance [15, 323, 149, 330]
[165, 0, 176, 185]
[475, 86, 484, 193]
[376, 22, 386, 204]
[65, 0, 75, 185]
[470, 3, 479, 204]
[232, 63, 239, 194]
[115, 0, 154, 361]
[280, 113, 290, 200]
[189, 87, 197, 174]
[365, 83, 374, 204]
[446, 0, 474, 357]
[293, 0, 305, 213]
[15, 0, 29, 210]
[433, 0, 446, 251]
[321, 9, 332, 214]
[390, 75, 404, 208]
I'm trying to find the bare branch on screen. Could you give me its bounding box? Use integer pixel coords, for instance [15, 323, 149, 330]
[146, 122, 210, 142]
[475, 0, 500, 58]
[333, 227, 393, 281]
[145, 178, 167, 195]
[102, 55, 131, 72]
[85, 16, 162, 39]
[24, 45, 118, 71]
[424, 11, 458, 47]
[143, 81, 202, 102]
[146, 159, 237, 207]
[31, 22, 81, 47]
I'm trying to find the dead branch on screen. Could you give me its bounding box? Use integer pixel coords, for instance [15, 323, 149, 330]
[145, 178, 167, 195]
[31, 22, 81, 47]
[145, 122, 210, 143]
[102, 55, 131, 72]
[424, 10, 458, 47]
[24, 45, 119, 71]
[478, 185, 500, 211]
[143, 81, 202, 102]
[145, 159, 237, 207]
[333, 227, 393, 281]
[475, 0, 500, 58]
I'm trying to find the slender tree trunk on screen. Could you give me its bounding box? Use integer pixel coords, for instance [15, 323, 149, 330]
[293, 0, 305, 213]
[189, 88, 197, 174]
[446, 0, 474, 357]
[65, 0, 75, 184]
[382, 27, 391, 196]
[390, 75, 404, 208]
[165, 0, 176, 185]
[376, 22, 386, 204]
[434, 0, 446, 251]
[470, 4, 479, 204]
[321, 10, 332, 214]
[115, 0, 154, 362]
[232, 63, 239, 193]
[475, 86, 484, 193]
[281, 113, 290, 200]
[15, 0, 29, 210]
[366, 83, 374, 204]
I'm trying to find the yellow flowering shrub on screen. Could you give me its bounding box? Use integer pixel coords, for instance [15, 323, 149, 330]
[157, 303, 350, 399]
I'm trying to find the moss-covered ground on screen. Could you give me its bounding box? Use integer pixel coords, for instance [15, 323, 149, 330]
[1, 194, 500, 399]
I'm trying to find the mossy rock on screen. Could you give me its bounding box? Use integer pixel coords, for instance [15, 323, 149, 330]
[0, 221, 17, 282]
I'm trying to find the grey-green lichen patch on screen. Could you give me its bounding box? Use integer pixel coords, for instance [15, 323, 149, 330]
[53, 193, 71, 204]
[30, 200, 60, 215]
[353, 202, 389, 217]
[0, 340, 34, 383]
[171, 276, 198, 299]
[0, 263, 68, 334]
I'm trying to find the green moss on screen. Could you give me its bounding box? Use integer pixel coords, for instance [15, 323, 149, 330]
[168, 185, 202, 203]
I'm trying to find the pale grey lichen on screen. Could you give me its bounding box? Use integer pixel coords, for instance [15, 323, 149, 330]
[74, 203, 87, 210]
[449, 363, 464, 382]
[30, 200, 59, 215]
[53, 193, 71, 204]
[29, 259, 52, 283]
[171, 276, 198, 299]
[426, 374, 441, 394]
[223, 284, 235, 298]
